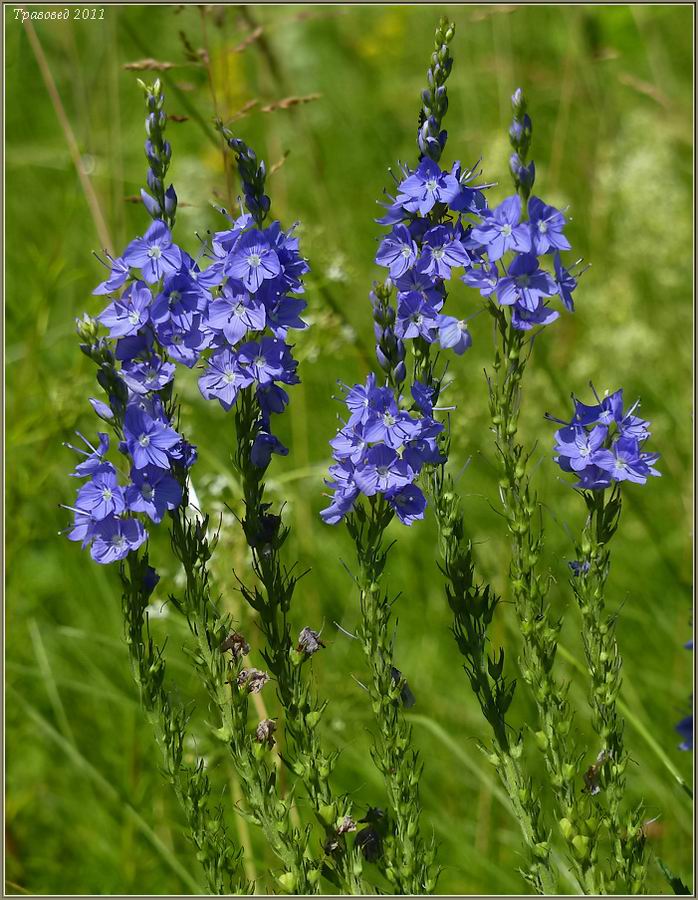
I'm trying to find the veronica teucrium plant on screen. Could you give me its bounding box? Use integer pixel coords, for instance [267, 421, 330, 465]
[63, 78, 367, 895]
[323, 15, 662, 896]
[63, 23, 670, 898]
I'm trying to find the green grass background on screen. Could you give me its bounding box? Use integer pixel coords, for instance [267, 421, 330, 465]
[5, 3, 694, 894]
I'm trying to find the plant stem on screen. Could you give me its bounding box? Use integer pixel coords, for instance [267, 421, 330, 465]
[487, 304, 597, 893]
[346, 497, 437, 895]
[231, 387, 366, 894]
[120, 550, 248, 895]
[428, 462, 557, 895]
[572, 487, 648, 893]
[167, 501, 319, 895]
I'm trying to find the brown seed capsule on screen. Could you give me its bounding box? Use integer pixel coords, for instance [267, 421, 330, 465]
[298, 627, 325, 655]
[237, 667, 269, 693]
[255, 718, 276, 747]
[221, 632, 250, 661]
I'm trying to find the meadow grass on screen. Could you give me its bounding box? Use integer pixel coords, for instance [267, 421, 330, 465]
[5, 4, 693, 893]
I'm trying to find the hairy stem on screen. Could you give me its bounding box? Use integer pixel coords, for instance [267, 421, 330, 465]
[168, 500, 319, 894]
[120, 550, 248, 895]
[346, 497, 437, 895]
[233, 387, 365, 893]
[573, 488, 647, 893]
[487, 305, 597, 893]
[429, 463, 557, 894]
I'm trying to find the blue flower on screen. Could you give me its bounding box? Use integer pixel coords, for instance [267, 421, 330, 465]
[496, 253, 557, 312]
[463, 262, 499, 297]
[155, 316, 210, 368]
[386, 483, 427, 525]
[551, 389, 660, 489]
[98, 282, 152, 338]
[528, 196, 571, 255]
[150, 272, 207, 329]
[471, 195, 531, 261]
[120, 357, 176, 395]
[510, 302, 559, 331]
[205, 282, 266, 346]
[90, 515, 147, 565]
[236, 337, 299, 387]
[123, 403, 182, 470]
[437, 315, 472, 355]
[375, 224, 418, 278]
[250, 430, 289, 468]
[417, 225, 470, 280]
[122, 220, 182, 284]
[66, 432, 110, 478]
[225, 229, 281, 293]
[553, 424, 608, 473]
[395, 292, 439, 342]
[395, 158, 461, 216]
[125, 464, 182, 523]
[93, 254, 131, 296]
[198, 348, 247, 411]
[76, 465, 126, 520]
[553, 252, 577, 311]
[593, 435, 660, 485]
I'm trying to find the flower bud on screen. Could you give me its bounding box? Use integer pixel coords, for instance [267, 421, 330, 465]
[140, 189, 161, 218]
[164, 184, 177, 216]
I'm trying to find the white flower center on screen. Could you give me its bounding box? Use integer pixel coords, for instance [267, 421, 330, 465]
[224, 369, 236, 384]
[432, 247, 445, 260]
[401, 246, 412, 258]
[253, 355, 266, 367]
[101, 488, 113, 501]
[148, 245, 162, 259]
[139, 433, 150, 447]
[169, 290, 181, 305]
[248, 253, 262, 268]
[128, 311, 141, 325]
[111, 534, 126, 548]
[501, 224, 513, 237]
[426, 179, 438, 191]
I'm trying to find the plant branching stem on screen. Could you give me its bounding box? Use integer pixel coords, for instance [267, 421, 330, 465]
[346, 497, 437, 895]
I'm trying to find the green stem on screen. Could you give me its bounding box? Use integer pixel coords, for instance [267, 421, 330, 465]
[572, 488, 648, 893]
[429, 465, 557, 894]
[120, 550, 248, 895]
[346, 497, 436, 895]
[233, 387, 364, 894]
[168, 502, 318, 895]
[487, 305, 597, 893]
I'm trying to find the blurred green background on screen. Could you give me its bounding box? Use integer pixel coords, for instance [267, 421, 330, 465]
[5, 4, 693, 894]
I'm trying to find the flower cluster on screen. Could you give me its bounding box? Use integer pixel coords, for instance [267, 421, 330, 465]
[196, 135, 308, 465]
[550, 388, 660, 489]
[196, 211, 307, 464]
[65, 399, 190, 564]
[375, 157, 486, 356]
[321, 375, 444, 526]
[64, 81, 196, 565]
[469, 193, 578, 330]
[65, 220, 198, 564]
[374, 88, 584, 356]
